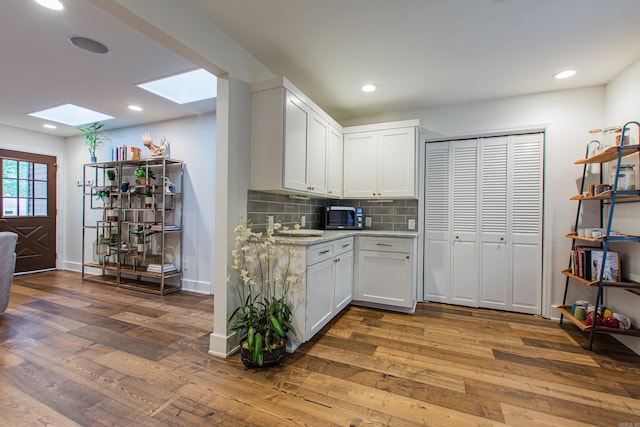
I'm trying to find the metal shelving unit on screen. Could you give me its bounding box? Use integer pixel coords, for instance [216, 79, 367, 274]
[559, 121, 640, 350]
[81, 157, 184, 295]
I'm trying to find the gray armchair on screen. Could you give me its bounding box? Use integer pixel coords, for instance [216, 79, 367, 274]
[0, 232, 18, 313]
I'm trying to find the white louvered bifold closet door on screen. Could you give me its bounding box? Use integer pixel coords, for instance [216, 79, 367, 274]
[423, 133, 543, 314]
[450, 140, 478, 307]
[509, 133, 543, 314]
[424, 141, 451, 303]
[479, 137, 509, 310]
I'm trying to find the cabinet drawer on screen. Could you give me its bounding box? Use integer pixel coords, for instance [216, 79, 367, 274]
[358, 236, 413, 253]
[307, 242, 335, 265]
[333, 237, 354, 254]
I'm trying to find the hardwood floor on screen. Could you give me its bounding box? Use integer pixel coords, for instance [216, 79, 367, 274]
[1, 271, 640, 426]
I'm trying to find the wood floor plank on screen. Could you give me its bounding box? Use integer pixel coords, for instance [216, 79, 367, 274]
[0, 381, 82, 427]
[465, 377, 634, 427]
[3, 271, 640, 426]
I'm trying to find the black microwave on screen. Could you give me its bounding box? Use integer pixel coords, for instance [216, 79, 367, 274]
[321, 206, 363, 230]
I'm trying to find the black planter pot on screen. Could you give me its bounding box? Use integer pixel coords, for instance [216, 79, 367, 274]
[240, 338, 287, 369]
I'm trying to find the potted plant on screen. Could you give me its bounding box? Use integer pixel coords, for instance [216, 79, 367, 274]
[134, 166, 155, 185]
[130, 227, 146, 253]
[77, 122, 109, 163]
[144, 188, 153, 209]
[229, 219, 301, 368]
[106, 169, 116, 186]
[94, 188, 110, 204]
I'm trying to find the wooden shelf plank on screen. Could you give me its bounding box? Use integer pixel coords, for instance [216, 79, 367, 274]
[574, 145, 640, 164]
[570, 190, 640, 201]
[557, 305, 640, 336]
[561, 269, 640, 289]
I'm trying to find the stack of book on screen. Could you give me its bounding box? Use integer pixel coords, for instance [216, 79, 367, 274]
[147, 263, 177, 273]
[570, 247, 620, 281]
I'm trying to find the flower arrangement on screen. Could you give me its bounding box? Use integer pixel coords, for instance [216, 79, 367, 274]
[228, 219, 302, 366]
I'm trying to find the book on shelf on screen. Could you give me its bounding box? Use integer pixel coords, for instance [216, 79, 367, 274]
[147, 263, 177, 273]
[130, 147, 141, 160]
[149, 224, 179, 231]
[569, 246, 620, 281]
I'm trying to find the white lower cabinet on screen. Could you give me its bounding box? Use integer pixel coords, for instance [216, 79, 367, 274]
[292, 237, 354, 347]
[353, 236, 417, 313]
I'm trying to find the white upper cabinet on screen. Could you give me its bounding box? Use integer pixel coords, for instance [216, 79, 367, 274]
[283, 91, 309, 192]
[250, 77, 341, 197]
[326, 125, 344, 198]
[343, 121, 419, 199]
[342, 131, 378, 198]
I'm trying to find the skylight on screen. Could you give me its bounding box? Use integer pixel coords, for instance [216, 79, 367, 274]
[28, 104, 114, 126]
[137, 69, 218, 104]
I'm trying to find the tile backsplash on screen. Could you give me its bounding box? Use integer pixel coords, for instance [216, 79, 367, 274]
[247, 190, 418, 232]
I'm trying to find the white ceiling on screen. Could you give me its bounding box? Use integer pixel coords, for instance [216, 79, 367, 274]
[3, 0, 640, 137]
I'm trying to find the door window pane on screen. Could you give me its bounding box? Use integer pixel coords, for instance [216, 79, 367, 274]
[34, 163, 47, 180]
[35, 181, 47, 198]
[19, 161, 33, 179]
[3, 198, 16, 216]
[18, 198, 33, 216]
[34, 199, 47, 216]
[3, 160, 17, 179]
[3, 178, 17, 197]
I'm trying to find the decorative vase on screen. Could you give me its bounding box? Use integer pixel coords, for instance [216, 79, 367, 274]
[239, 338, 287, 369]
[137, 243, 144, 253]
[90, 156, 97, 163]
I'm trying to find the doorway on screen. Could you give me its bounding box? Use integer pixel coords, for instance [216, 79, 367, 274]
[0, 149, 57, 273]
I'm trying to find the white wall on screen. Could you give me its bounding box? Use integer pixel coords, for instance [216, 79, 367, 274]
[0, 124, 67, 269]
[602, 58, 640, 353]
[63, 113, 216, 294]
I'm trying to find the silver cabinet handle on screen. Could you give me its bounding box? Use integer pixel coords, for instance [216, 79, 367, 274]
[342, 243, 350, 248]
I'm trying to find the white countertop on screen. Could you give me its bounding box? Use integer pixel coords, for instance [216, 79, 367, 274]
[276, 229, 419, 246]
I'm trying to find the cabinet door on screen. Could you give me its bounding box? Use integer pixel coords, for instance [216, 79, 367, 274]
[378, 127, 416, 197]
[306, 112, 328, 195]
[356, 250, 413, 308]
[334, 250, 353, 312]
[283, 91, 309, 192]
[326, 125, 343, 198]
[306, 258, 334, 338]
[343, 131, 378, 198]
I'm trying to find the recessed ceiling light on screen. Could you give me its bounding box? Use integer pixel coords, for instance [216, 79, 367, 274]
[35, 0, 64, 11]
[69, 36, 109, 55]
[28, 104, 113, 126]
[128, 105, 143, 112]
[43, 124, 57, 129]
[554, 70, 576, 80]
[361, 84, 378, 93]
[137, 69, 218, 104]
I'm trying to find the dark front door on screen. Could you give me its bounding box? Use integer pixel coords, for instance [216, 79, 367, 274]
[0, 149, 57, 273]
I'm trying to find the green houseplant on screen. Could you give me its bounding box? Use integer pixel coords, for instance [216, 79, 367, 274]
[106, 169, 116, 185]
[229, 219, 301, 367]
[134, 166, 156, 185]
[130, 227, 146, 253]
[77, 122, 109, 163]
